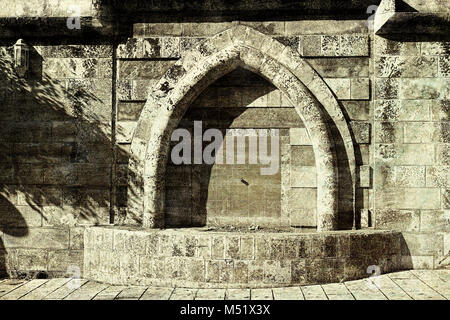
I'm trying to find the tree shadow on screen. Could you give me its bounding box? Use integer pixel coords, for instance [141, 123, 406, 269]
[0, 39, 128, 276]
[0, 194, 28, 278]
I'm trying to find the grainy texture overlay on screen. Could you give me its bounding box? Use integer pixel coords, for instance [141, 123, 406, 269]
[0, 0, 448, 292]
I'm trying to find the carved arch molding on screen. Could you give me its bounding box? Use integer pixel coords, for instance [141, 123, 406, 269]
[127, 25, 358, 231]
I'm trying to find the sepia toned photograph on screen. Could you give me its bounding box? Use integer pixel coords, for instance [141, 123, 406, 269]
[0, 0, 448, 309]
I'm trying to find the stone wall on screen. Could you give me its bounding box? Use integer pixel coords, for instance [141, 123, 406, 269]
[0, 41, 113, 277]
[372, 36, 449, 269]
[116, 21, 371, 231]
[84, 226, 403, 288]
[0, 0, 448, 278]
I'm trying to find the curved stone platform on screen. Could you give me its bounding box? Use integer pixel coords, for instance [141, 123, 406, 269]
[84, 226, 404, 288]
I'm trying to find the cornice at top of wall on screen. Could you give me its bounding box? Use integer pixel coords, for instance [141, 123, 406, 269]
[374, 0, 450, 36]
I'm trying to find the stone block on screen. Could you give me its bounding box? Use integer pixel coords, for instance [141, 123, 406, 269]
[351, 121, 371, 144]
[288, 188, 317, 209]
[211, 236, 225, 260]
[426, 166, 450, 187]
[143, 38, 162, 58]
[289, 128, 311, 145]
[421, 42, 450, 55]
[445, 233, 450, 256]
[182, 22, 232, 36]
[374, 36, 420, 56]
[436, 144, 450, 165]
[401, 232, 444, 256]
[376, 56, 438, 78]
[431, 100, 449, 121]
[443, 189, 450, 209]
[374, 122, 403, 143]
[401, 256, 434, 269]
[439, 56, 450, 77]
[233, 261, 249, 283]
[420, 210, 448, 232]
[290, 166, 317, 188]
[359, 165, 371, 188]
[117, 38, 144, 59]
[263, 260, 291, 284]
[375, 188, 440, 210]
[324, 78, 351, 99]
[307, 57, 369, 78]
[321, 35, 340, 56]
[119, 60, 176, 80]
[360, 209, 371, 228]
[404, 122, 437, 143]
[375, 78, 399, 99]
[290, 145, 315, 166]
[255, 237, 270, 260]
[374, 209, 420, 231]
[375, 100, 431, 121]
[290, 208, 317, 227]
[350, 78, 370, 100]
[285, 20, 367, 36]
[2, 227, 70, 249]
[399, 78, 447, 100]
[15, 249, 48, 271]
[47, 250, 83, 272]
[375, 165, 426, 188]
[239, 236, 254, 260]
[224, 235, 240, 260]
[340, 35, 369, 56]
[342, 101, 370, 121]
[375, 143, 435, 165]
[302, 35, 321, 56]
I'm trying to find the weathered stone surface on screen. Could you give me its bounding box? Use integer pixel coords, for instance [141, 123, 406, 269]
[0, 7, 449, 280]
[84, 227, 403, 288]
[350, 78, 370, 100]
[375, 188, 441, 210]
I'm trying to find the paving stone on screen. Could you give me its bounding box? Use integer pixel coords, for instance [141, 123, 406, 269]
[64, 281, 109, 300]
[391, 278, 446, 300]
[93, 285, 126, 300]
[301, 285, 327, 300]
[115, 286, 147, 300]
[140, 287, 174, 300]
[226, 289, 250, 300]
[1, 271, 450, 300]
[272, 287, 304, 300]
[0, 279, 27, 298]
[20, 278, 71, 300]
[326, 294, 355, 300]
[250, 288, 273, 300]
[170, 288, 198, 300]
[0, 279, 48, 300]
[44, 279, 89, 300]
[195, 288, 226, 300]
[348, 289, 387, 300]
[321, 283, 351, 296]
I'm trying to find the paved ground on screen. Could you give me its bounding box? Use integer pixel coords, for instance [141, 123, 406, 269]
[0, 270, 448, 300]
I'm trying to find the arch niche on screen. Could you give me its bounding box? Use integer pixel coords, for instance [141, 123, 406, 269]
[127, 25, 357, 232]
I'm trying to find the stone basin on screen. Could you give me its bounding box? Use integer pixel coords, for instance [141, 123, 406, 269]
[84, 226, 404, 288]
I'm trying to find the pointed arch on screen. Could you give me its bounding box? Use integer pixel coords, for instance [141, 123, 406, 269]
[127, 25, 357, 231]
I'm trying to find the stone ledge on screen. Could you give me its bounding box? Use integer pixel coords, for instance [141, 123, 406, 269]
[84, 226, 403, 288]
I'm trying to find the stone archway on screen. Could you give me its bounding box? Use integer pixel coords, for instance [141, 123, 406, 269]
[128, 25, 356, 232]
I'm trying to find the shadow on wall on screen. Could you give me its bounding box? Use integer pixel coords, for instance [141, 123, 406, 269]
[159, 68, 277, 227]
[0, 40, 134, 277]
[0, 194, 28, 278]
